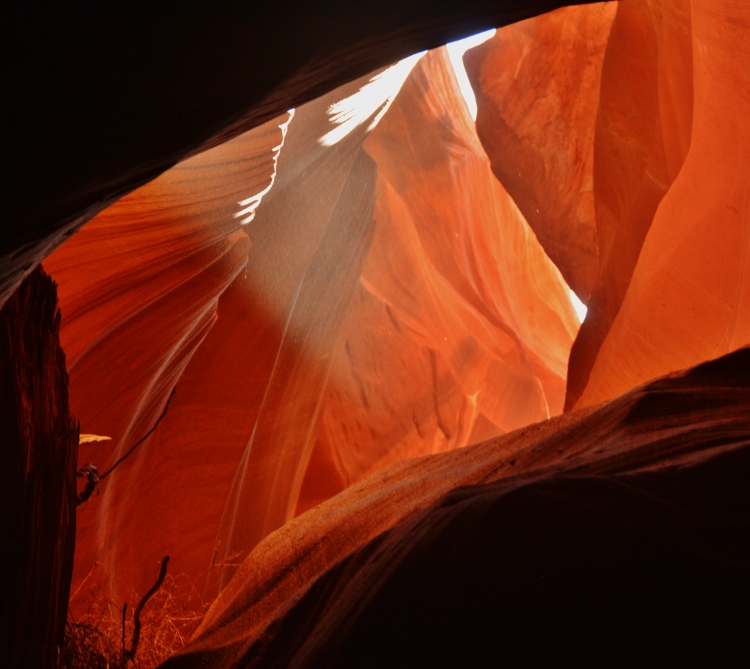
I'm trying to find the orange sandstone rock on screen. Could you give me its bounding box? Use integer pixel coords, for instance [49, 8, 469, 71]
[575, 0, 750, 407]
[296, 48, 579, 516]
[52, 47, 577, 612]
[166, 347, 750, 668]
[465, 2, 616, 301]
[44, 113, 288, 609]
[56, 73, 383, 606]
[213, 49, 578, 582]
[565, 0, 694, 408]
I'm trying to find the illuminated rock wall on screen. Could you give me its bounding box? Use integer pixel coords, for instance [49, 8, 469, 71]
[465, 2, 616, 300]
[46, 48, 576, 610]
[574, 0, 750, 407]
[43, 113, 288, 610]
[22, 0, 749, 662]
[566, 0, 695, 408]
[5, 0, 592, 311]
[467, 0, 749, 411]
[466, 0, 714, 410]
[165, 3, 750, 663]
[300, 48, 578, 516]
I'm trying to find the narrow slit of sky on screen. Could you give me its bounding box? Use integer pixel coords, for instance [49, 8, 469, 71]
[445, 28, 495, 120]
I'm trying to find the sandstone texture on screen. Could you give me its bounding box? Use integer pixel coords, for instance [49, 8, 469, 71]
[43, 112, 290, 611]
[565, 0, 695, 409]
[3, 0, 593, 309]
[51, 50, 577, 611]
[574, 0, 750, 407]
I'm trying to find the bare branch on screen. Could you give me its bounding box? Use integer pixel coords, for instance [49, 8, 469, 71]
[101, 387, 177, 481]
[124, 555, 170, 664]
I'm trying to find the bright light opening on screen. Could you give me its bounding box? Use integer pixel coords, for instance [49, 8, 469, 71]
[319, 27, 496, 147]
[319, 51, 427, 147]
[446, 28, 496, 120]
[234, 109, 295, 225]
[569, 289, 588, 323]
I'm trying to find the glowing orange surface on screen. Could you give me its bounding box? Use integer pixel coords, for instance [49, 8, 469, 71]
[466, 2, 616, 300]
[43, 114, 287, 610]
[565, 0, 695, 408]
[47, 47, 576, 613]
[572, 0, 749, 408]
[299, 48, 578, 516]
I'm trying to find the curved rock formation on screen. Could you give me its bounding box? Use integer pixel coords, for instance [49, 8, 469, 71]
[574, 0, 750, 407]
[5, 0, 749, 665]
[464, 0, 696, 410]
[43, 112, 289, 612]
[0, 267, 78, 668]
[52, 47, 577, 613]
[164, 347, 750, 668]
[465, 0, 735, 411]
[298, 47, 579, 516]
[465, 2, 616, 300]
[564, 0, 695, 409]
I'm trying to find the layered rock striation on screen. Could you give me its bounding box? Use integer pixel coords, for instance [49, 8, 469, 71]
[3, 0, 749, 665]
[3, 0, 597, 310]
[467, 0, 749, 412]
[574, 0, 750, 407]
[565, 0, 695, 409]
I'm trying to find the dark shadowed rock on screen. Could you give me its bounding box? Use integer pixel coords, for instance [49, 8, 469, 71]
[0, 266, 78, 668]
[164, 347, 750, 668]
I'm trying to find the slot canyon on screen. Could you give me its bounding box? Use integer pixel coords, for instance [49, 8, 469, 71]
[2, 0, 749, 666]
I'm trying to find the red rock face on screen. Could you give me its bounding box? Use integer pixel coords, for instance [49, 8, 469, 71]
[4, 0, 594, 314]
[574, 0, 750, 407]
[565, 0, 695, 409]
[46, 45, 577, 615]
[467, 0, 744, 412]
[21, 0, 748, 663]
[299, 48, 578, 516]
[465, 2, 616, 301]
[43, 113, 289, 612]
[161, 2, 748, 663]
[465, 0, 700, 411]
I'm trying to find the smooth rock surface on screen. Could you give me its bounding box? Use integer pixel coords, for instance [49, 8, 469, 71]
[564, 0, 694, 408]
[43, 112, 287, 613]
[300, 48, 579, 516]
[5, 1, 748, 664]
[2, 0, 595, 310]
[54, 48, 577, 614]
[574, 0, 750, 407]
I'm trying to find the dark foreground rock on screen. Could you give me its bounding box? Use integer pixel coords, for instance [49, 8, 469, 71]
[166, 346, 750, 668]
[0, 267, 78, 668]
